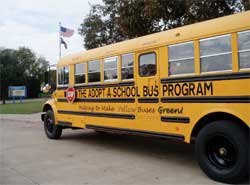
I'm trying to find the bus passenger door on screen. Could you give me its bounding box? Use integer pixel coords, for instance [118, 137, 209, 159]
[136, 49, 159, 121]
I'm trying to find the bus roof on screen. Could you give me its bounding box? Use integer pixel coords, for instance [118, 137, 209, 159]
[58, 11, 250, 67]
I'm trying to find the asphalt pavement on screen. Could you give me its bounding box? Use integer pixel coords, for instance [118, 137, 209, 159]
[0, 115, 227, 185]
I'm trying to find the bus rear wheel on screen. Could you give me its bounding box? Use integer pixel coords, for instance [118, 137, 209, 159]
[195, 120, 249, 184]
[44, 110, 62, 139]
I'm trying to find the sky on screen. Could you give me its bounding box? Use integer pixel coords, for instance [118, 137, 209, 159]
[0, 0, 102, 65]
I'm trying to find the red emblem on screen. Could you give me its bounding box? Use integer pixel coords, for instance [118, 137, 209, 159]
[66, 87, 76, 103]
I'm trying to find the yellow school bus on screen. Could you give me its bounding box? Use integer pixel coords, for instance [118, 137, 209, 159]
[42, 11, 250, 183]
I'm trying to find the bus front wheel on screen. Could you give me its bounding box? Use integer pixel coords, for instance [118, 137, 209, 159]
[195, 120, 249, 184]
[44, 110, 62, 139]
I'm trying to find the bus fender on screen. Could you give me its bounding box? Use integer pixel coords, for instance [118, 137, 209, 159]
[42, 99, 58, 123]
[189, 108, 249, 143]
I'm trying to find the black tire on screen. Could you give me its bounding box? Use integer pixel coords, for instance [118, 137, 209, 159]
[95, 130, 107, 134]
[195, 120, 249, 184]
[44, 110, 62, 139]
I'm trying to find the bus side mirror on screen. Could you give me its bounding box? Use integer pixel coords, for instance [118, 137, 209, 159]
[42, 84, 51, 93]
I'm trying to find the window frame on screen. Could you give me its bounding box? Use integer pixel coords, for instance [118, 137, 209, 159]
[88, 60, 101, 84]
[168, 41, 195, 77]
[121, 53, 134, 81]
[103, 56, 119, 82]
[74, 63, 86, 85]
[237, 30, 250, 71]
[199, 34, 232, 74]
[138, 52, 157, 77]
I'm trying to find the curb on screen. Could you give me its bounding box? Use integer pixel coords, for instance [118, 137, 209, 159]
[1, 118, 41, 124]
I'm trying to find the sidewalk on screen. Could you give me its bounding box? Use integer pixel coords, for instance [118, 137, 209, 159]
[0, 98, 48, 105]
[0, 112, 42, 123]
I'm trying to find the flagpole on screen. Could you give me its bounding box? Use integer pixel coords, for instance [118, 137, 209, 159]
[59, 22, 61, 60]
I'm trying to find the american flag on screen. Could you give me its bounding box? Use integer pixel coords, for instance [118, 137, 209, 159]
[60, 26, 74, 37]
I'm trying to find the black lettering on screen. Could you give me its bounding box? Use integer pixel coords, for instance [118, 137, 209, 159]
[120, 87, 123, 97]
[78, 89, 87, 98]
[126, 87, 131, 97]
[189, 83, 195, 96]
[168, 84, 174, 96]
[98, 89, 102, 97]
[131, 87, 136, 97]
[88, 89, 92, 97]
[196, 83, 204, 95]
[174, 84, 181, 96]
[136, 86, 141, 97]
[147, 86, 154, 97]
[143, 86, 148, 96]
[154, 85, 159, 96]
[116, 87, 121, 97]
[163, 85, 168, 96]
[158, 106, 163, 114]
[178, 107, 183, 114]
[88, 88, 104, 98]
[123, 87, 126, 97]
[204, 82, 213, 95]
[107, 88, 112, 98]
[182, 83, 189, 96]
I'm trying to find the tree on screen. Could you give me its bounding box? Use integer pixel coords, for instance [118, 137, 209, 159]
[0, 49, 19, 104]
[242, 0, 250, 11]
[79, 0, 249, 50]
[183, 0, 245, 25]
[0, 47, 49, 104]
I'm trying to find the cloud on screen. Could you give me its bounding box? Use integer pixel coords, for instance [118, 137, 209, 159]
[0, 0, 102, 65]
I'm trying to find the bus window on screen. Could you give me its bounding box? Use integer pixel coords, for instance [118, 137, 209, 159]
[64, 66, 69, 84]
[75, 63, 86, 84]
[88, 60, 100, 83]
[237, 30, 250, 70]
[57, 67, 63, 85]
[139, 52, 156, 77]
[200, 35, 232, 73]
[104, 56, 118, 81]
[121, 53, 134, 80]
[168, 41, 194, 76]
[57, 66, 69, 85]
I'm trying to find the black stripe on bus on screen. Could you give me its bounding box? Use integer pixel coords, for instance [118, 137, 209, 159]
[58, 110, 135, 120]
[161, 96, 250, 103]
[161, 72, 250, 83]
[57, 98, 68, 102]
[76, 98, 135, 103]
[138, 98, 159, 103]
[57, 86, 68, 90]
[57, 121, 72, 127]
[161, 116, 190, 123]
[56, 81, 134, 90]
[57, 98, 135, 103]
[74, 81, 135, 89]
[86, 124, 184, 141]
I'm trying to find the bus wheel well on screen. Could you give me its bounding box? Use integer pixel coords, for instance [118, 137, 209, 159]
[191, 112, 249, 141]
[43, 104, 52, 112]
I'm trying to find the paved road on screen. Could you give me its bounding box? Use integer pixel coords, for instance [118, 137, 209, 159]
[0, 113, 42, 123]
[0, 118, 226, 185]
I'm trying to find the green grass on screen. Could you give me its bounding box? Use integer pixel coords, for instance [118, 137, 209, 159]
[0, 101, 45, 114]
